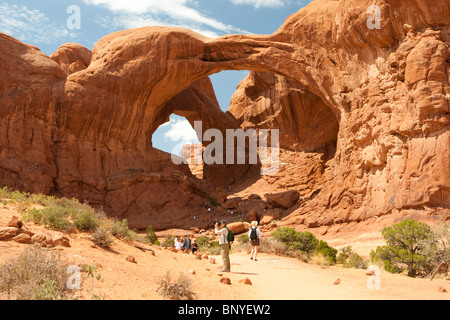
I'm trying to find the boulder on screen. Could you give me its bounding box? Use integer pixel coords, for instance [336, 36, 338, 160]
[220, 277, 231, 285]
[12, 233, 32, 244]
[265, 191, 300, 209]
[239, 278, 253, 285]
[226, 222, 248, 235]
[7, 216, 23, 229]
[0, 227, 20, 241]
[126, 256, 137, 264]
[223, 197, 243, 209]
[31, 230, 70, 247]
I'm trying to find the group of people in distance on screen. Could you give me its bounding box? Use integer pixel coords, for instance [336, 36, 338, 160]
[174, 234, 198, 255]
[173, 220, 262, 274]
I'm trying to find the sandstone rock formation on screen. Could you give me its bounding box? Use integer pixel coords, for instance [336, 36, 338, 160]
[0, 216, 70, 247]
[0, 0, 449, 233]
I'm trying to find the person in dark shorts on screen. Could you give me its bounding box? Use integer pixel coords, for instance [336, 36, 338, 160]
[249, 221, 262, 261]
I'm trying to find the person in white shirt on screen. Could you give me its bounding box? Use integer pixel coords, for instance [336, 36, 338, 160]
[174, 237, 182, 250]
[249, 221, 262, 261]
[215, 220, 231, 272]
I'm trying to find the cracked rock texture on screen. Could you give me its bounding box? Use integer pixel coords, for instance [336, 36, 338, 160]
[0, 0, 449, 231]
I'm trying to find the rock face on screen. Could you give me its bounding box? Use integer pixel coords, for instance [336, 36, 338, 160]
[0, 0, 449, 232]
[50, 43, 92, 75]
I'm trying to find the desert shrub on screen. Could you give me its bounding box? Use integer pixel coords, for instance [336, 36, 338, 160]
[0, 186, 30, 203]
[73, 208, 100, 231]
[421, 221, 450, 267]
[91, 226, 114, 248]
[25, 206, 73, 231]
[346, 252, 369, 269]
[272, 228, 319, 254]
[157, 272, 196, 300]
[109, 219, 133, 239]
[316, 240, 338, 264]
[0, 245, 72, 300]
[337, 246, 368, 269]
[161, 235, 175, 248]
[370, 219, 439, 277]
[271, 227, 298, 244]
[238, 234, 249, 244]
[337, 246, 353, 264]
[259, 238, 291, 257]
[271, 228, 337, 264]
[145, 225, 158, 244]
[23, 200, 100, 232]
[209, 197, 218, 207]
[196, 236, 211, 248]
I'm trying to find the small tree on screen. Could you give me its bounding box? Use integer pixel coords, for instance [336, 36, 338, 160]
[146, 225, 158, 244]
[371, 219, 437, 277]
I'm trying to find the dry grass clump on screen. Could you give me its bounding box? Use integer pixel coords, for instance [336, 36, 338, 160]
[157, 271, 196, 300]
[0, 245, 72, 300]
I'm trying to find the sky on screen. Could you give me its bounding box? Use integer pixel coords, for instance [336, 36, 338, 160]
[0, 0, 312, 155]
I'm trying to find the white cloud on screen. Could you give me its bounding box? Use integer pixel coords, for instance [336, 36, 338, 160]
[98, 13, 223, 38]
[229, 0, 286, 8]
[0, 4, 77, 44]
[164, 118, 199, 144]
[83, 0, 247, 36]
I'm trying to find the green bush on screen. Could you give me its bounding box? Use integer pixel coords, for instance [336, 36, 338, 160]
[345, 252, 368, 269]
[337, 246, 353, 264]
[271, 227, 337, 264]
[161, 235, 175, 248]
[196, 236, 211, 248]
[272, 228, 319, 254]
[238, 234, 249, 244]
[146, 225, 158, 244]
[337, 246, 368, 269]
[23, 203, 100, 232]
[73, 209, 100, 231]
[370, 219, 438, 277]
[110, 219, 133, 239]
[370, 246, 403, 274]
[25, 206, 73, 231]
[316, 240, 338, 264]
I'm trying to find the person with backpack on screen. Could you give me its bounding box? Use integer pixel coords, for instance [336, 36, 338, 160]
[215, 220, 232, 272]
[182, 234, 192, 252]
[249, 221, 262, 261]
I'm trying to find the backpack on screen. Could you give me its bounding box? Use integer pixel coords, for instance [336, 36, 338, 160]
[250, 227, 258, 240]
[225, 227, 234, 243]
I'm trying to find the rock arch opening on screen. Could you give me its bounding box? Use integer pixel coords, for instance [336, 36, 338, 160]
[149, 67, 340, 204]
[152, 114, 205, 179]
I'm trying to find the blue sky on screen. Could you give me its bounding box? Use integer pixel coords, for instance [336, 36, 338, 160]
[0, 0, 312, 154]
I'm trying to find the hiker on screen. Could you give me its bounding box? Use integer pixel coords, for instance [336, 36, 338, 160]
[249, 221, 262, 261]
[215, 220, 231, 272]
[182, 234, 192, 252]
[191, 240, 199, 254]
[174, 237, 182, 250]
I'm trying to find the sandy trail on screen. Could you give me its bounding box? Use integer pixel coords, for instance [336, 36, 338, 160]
[216, 252, 449, 300]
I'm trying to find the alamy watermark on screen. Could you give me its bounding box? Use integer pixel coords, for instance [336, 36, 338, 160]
[367, 5, 382, 30]
[67, 5, 81, 30]
[366, 265, 382, 290]
[67, 265, 81, 290]
[171, 121, 280, 176]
